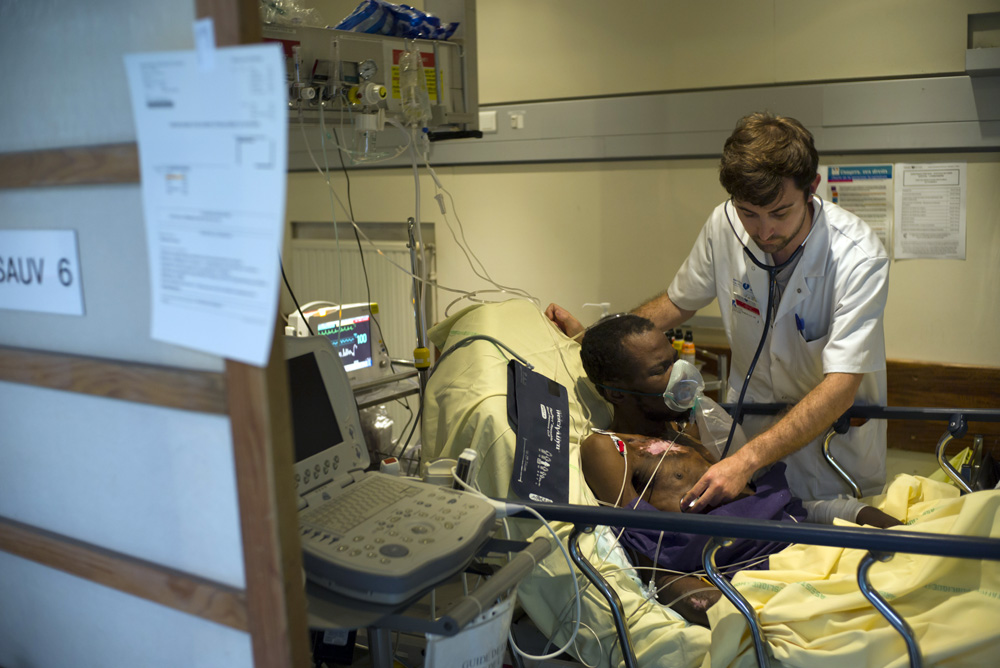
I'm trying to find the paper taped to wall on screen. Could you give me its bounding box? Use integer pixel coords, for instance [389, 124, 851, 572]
[124, 43, 287, 366]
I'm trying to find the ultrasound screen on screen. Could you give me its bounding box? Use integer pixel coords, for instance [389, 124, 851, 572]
[286, 352, 344, 463]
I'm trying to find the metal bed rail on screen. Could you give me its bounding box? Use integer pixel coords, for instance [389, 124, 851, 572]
[721, 405, 1000, 422]
[728, 405, 1000, 494]
[509, 495, 1000, 668]
[513, 501, 1000, 574]
[514, 405, 1000, 666]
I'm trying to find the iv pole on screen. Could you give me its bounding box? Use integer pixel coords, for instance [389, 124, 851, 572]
[407, 217, 431, 397]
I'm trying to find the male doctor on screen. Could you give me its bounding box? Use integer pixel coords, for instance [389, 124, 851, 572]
[548, 111, 889, 511]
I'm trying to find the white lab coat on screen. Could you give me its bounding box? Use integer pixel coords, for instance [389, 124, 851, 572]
[668, 197, 889, 501]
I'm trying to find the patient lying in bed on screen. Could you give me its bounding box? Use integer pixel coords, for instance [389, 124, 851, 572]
[424, 302, 1000, 666]
[578, 313, 901, 625]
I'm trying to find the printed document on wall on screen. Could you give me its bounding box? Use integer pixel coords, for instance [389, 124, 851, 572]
[124, 44, 287, 366]
[825, 165, 893, 252]
[893, 163, 966, 260]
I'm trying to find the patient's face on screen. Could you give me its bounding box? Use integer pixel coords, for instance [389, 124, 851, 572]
[620, 330, 687, 421]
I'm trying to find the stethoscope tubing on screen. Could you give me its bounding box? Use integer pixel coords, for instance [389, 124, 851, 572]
[722, 196, 822, 275]
[719, 196, 823, 458]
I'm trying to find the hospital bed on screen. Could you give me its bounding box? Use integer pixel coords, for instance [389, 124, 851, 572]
[421, 300, 1000, 668]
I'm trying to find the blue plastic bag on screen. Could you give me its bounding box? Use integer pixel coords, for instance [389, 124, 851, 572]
[335, 0, 458, 40]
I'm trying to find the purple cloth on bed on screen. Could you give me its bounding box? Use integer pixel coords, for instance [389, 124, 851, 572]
[614, 462, 806, 577]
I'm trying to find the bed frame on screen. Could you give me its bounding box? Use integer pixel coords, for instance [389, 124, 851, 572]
[420, 304, 1000, 668]
[519, 404, 1000, 668]
[698, 345, 1000, 455]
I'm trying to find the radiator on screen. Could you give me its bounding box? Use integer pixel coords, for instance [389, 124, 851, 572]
[287, 225, 435, 466]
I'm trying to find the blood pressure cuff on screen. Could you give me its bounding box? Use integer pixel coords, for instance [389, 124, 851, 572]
[506, 360, 570, 504]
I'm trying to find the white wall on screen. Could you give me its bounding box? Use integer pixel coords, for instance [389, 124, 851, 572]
[285, 164, 605, 321]
[0, 551, 252, 668]
[288, 152, 1000, 366]
[287, 0, 1000, 367]
[476, 0, 1000, 104]
[832, 153, 1000, 365]
[0, 2, 252, 665]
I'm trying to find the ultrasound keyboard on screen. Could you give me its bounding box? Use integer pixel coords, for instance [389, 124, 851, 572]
[299, 471, 497, 604]
[301, 474, 419, 535]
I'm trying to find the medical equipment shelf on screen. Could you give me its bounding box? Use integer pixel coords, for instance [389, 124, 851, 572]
[695, 348, 728, 397]
[304, 537, 552, 668]
[352, 369, 420, 392]
[356, 386, 421, 411]
[353, 369, 422, 411]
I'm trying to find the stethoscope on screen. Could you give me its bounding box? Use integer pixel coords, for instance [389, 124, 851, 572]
[719, 195, 823, 458]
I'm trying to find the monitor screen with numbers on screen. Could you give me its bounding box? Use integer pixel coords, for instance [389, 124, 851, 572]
[315, 313, 373, 373]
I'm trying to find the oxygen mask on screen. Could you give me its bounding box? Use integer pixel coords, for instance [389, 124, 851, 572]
[663, 359, 704, 412]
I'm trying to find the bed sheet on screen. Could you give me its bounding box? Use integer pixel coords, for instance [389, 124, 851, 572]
[422, 300, 711, 668]
[421, 301, 1000, 668]
[708, 475, 1000, 668]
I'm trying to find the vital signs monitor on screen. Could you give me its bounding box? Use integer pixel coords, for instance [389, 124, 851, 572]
[287, 303, 391, 385]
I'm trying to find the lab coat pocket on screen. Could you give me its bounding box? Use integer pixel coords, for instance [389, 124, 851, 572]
[784, 331, 829, 397]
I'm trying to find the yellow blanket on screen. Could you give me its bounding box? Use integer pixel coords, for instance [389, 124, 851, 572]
[422, 301, 1000, 668]
[707, 476, 1000, 668]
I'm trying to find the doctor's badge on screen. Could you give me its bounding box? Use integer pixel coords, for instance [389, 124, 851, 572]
[732, 278, 760, 318]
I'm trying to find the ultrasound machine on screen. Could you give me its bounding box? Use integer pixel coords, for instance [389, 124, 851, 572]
[284, 334, 497, 605]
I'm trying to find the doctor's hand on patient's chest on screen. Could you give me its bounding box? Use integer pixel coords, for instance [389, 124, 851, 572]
[680, 456, 755, 513]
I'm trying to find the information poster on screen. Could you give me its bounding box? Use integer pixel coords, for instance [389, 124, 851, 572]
[826, 165, 893, 251]
[124, 43, 288, 366]
[893, 163, 967, 260]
